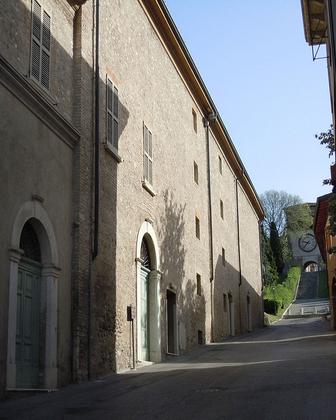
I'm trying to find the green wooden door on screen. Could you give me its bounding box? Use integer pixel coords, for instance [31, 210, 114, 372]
[16, 261, 41, 388]
[140, 267, 150, 361]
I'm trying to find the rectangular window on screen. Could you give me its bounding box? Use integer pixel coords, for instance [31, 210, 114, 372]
[107, 78, 119, 149]
[223, 294, 227, 312]
[192, 109, 197, 133]
[31, 0, 51, 90]
[222, 247, 226, 266]
[194, 161, 199, 185]
[220, 199, 224, 219]
[143, 124, 153, 185]
[195, 216, 200, 239]
[196, 273, 201, 296]
[219, 156, 222, 175]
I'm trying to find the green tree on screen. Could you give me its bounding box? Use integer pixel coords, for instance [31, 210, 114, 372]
[270, 221, 284, 276]
[315, 125, 334, 158]
[285, 204, 313, 233]
[315, 125, 335, 184]
[260, 190, 302, 236]
[261, 225, 279, 285]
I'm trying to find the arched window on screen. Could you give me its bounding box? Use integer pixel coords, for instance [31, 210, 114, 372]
[19, 221, 41, 262]
[140, 237, 151, 269]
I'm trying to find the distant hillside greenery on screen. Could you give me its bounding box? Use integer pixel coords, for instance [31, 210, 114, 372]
[264, 266, 301, 317]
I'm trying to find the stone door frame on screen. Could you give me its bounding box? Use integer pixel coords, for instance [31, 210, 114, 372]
[7, 200, 60, 390]
[136, 221, 161, 363]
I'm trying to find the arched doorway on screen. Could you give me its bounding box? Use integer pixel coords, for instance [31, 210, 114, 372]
[246, 295, 252, 332]
[136, 221, 161, 363]
[303, 261, 318, 272]
[16, 221, 42, 388]
[139, 237, 151, 361]
[228, 293, 235, 336]
[7, 200, 59, 390]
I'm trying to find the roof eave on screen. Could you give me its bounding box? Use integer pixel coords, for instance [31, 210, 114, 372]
[301, 0, 327, 46]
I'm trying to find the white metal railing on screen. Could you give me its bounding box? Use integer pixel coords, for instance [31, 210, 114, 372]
[287, 305, 330, 316]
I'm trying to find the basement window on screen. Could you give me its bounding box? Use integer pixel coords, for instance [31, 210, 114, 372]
[223, 293, 227, 312]
[196, 273, 201, 296]
[195, 216, 200, 239]
[192, 108, 197, 133]
[222, 247, 226, 266]
[194, 161, 199, 185]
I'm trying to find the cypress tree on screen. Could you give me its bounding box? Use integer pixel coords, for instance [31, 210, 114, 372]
[270, 221, 284, 276]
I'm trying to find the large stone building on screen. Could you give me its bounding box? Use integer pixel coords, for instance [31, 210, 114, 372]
[0, 0, 264, 396]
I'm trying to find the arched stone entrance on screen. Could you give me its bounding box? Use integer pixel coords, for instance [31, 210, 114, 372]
[303, 261, 319, 272]
[246, 294, 252, 332]
[228, 292, 235, 336]
[7, 200, 59, 389]
[136, 221, 161, 363]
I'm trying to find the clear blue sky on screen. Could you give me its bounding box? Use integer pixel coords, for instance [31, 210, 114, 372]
[165, 0, 333, 202]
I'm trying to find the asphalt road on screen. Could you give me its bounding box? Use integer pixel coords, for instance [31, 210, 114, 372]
[1, 317, 336, 420]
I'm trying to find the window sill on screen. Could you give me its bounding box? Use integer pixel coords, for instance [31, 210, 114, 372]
[142, 180, 156, 197]
[105, 143, 123, 163]
[27, 75, 55, 104]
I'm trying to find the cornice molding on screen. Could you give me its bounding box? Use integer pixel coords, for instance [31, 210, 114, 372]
[0, 54, 80, 149]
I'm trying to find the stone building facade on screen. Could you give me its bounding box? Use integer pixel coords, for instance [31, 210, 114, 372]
[0, 0, 264, 396]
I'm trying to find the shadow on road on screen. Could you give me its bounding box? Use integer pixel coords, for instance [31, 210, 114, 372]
[1, 318, 336, 420]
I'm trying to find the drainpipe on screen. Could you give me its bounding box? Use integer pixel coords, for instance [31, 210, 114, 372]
[204, 112, 216, 342]
[87, 0, 100, 381]
[93, 0, 100, 260]
[235, 178, 242, 332]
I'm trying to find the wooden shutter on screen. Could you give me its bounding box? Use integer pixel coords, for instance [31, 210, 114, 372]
[113, 87, 119, 148]
[148, 130, 152, 185]
[143, 125, 153, 185]
[41, 10, 50, 89]
[31, 1, 51, 90]
[31, 1, 41, 81]
[107, 79, 113, 145]
[143, 124, 148, 182]
[107, 79, 119, 148]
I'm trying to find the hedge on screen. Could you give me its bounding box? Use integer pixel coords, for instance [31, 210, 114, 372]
[263, 266, 301, 316]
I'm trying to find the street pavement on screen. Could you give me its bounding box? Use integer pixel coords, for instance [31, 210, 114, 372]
[1, 317, 336, 420]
